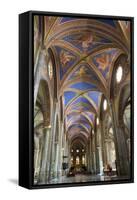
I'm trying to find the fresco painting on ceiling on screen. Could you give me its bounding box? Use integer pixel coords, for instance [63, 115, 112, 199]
[70, 82, 97, 90]
[98, 19, 116, 28]
[68, 118, 91, 131]
[32, 12, 133, 189]
[63, 32, 112, 53]
[64, 91, 77, 106]
[92, 48, 120, 80]
[60, 17, 81, 24]
[67, 64, 99, 82]
[87, 91, 102, 108]
[54, 46, 78, 80]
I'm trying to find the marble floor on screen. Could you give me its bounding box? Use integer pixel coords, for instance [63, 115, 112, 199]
[47, 174, 129, 184]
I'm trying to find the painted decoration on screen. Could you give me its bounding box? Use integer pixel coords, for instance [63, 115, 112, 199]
[92, 48, 120, 79]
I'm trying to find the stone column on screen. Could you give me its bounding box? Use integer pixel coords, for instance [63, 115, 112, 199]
[39, 127, 50, 183]
[109, 101, 129, 176]
[97, 146, 103, 175]
[34, 130, 45, 183]
[38, 143, 43, 173]
[48, 105, 58, 179]
[54, 143, 59, 177]
[57, 122, 64, 177]
[105, 140, 112, 164]
[105, 141, 109, 165]
[89, 138, 93, 173]
[34, 50, 46, 105]
[64, 138, 69, 174]
[62, 134, 65, 176]
[94, 130, 100, 174]
[47, 104, 59, 181]
[90, 138, 93, 173]
[87, 144, 89, 172]
[93, 151, 96, 173]
[91, 136, 96, 174]
[100, 122, 107, 169]
[34, 134, 39, 178]
[86, 144, 90, 172]
[127, 138, 131, 162]
[68, 141, 71, 169]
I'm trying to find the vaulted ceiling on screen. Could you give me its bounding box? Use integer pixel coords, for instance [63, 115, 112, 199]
[43, 16, 130, 147]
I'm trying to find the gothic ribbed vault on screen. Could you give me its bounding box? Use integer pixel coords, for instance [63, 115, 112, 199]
[34, 15, 131, 184]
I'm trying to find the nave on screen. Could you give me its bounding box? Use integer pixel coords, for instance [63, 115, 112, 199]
[34, 15, 131, 185]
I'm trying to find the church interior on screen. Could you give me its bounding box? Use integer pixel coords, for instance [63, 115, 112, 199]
[33, 15, 131, 185]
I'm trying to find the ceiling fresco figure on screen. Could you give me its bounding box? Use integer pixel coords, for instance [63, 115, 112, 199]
[69, 31, 94, 52]
[60, 50, 75, 66]
[63, 31, 113, 54]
